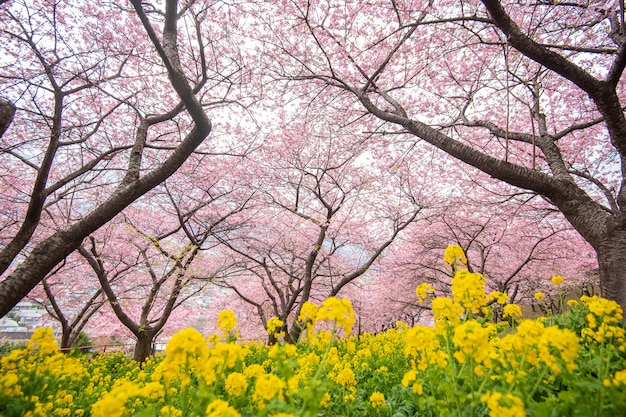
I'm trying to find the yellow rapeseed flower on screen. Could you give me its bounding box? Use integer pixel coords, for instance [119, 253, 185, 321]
[503, 304, 523, 321]
[404, 325, 448, 370]
[217, 310, 239, 340]
[452, 270, 487, 315]
[253, 373, 286, 409]
[266, 316, 284, 338]
[432, 297, 463, 330]
[498, 319, 579, 375]
[581, 296, 625, 346]
[481, 391, 525, 417]
[205, 399, 241, 417]
[158, 405, 182, 417]
[551, 275, 564, 286]
[243, 364, 265, 379]
[91, 380, 143, 417]
[452, 320, 493, 366]
[317, 297, 355, 336]
[26, 327, 59, 356]
[298, 301, 319, 327]
[164, 327, 208, 361]
[153, 327, 208, 385]
[333, 366, 357, 388]
[369, 391, 386, 408]
[534, 292, 545, 301]
[0, 372, 22, 396]
[319, 392, 331, 408]
[610, 369, 626, 386]
[488, 291, 509, 305]
[443, 244, 467, 269]
[209, 342, 247, 374]
[296, 352, 320, 377]
[540, 326, 579, 374]
[225, 372, 248, 397]
[416, 283, 435, 304]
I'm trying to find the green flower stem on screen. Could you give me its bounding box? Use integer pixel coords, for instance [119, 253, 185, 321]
[596, 343, 611, 417]
[527, 365, 549, 401]
[443, 325, 462, 416]
[469, 356, 476, 417]
[298, 326, 337, 417]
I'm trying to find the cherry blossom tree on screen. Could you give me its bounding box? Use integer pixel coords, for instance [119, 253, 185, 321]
[2, 0, 617, 338]
[249, 0, 626, 311]
[361, 194, 595, 328]
[0, 0, 248, 316]
[34, 257, 107, 351]
[70, 168, 251, 362]
[213, 111, 425, 343]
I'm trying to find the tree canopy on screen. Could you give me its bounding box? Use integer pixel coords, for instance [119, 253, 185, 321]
[0, 0, 620, 346]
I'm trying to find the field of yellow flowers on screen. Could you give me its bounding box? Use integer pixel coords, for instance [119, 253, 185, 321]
[1, 253, 626, 416]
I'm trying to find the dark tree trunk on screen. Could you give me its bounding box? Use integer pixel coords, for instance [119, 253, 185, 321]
[133, 331, 156, 363]
[596, 224, 626, 310]
[0, 99, 15, 138]
[60, 328, 72, 352]
[286, 323, 303, 345]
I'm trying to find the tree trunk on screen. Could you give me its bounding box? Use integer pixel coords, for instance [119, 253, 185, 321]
[286, 322, 304, 344]
[0, 99, 15, 138]
[60, 328, 72, 352]
[133, 331, 156, 363]
[596, 224, 626, 312]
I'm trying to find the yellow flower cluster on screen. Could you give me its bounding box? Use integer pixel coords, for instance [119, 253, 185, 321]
[217, 309, 239, 340]
[369, 391, 385, 408]
[205, 399, 241, 417]
[443, 244, 467, 269]
[480, 391, 525, 417]
[153, 327, 210, 385]
[224, 372, 248, 397]
[26, 327, 59, 356]
[252, 373, 285, 409]
[0, 328, 90, 416]
[91, 380, 162, 417]
[159, 405, 182, 417]
[404, 325, 448, 371]
[498, 320, 579, 375]
[502, 303, 523, 321]
[451, 270, 488, 315]
[551, 275, 564, 286]
[298, 301, 319, 328]
[2, 246, 625, 417]
[452, 320, 495, 368]
[605, 369, 626, 387]
[487, 291, 509, 305]
[266, 316, 284, 338]
[316, 296, 355, 336]
[415, 283, 435, 304]
[432, 297, 463, 329]
[581, 295, 625, 350]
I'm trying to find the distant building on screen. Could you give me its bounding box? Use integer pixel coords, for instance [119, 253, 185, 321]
[0, 302, 46, 342]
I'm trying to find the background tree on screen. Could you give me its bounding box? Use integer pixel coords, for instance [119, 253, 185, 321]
[214, 113, 424, 343]
[0, 0, 249, 316]
[253, 0, 626, 310]
[75, 174, 248, 362]
[35, 259, 107, 351]
[364, 197, 594, 327]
